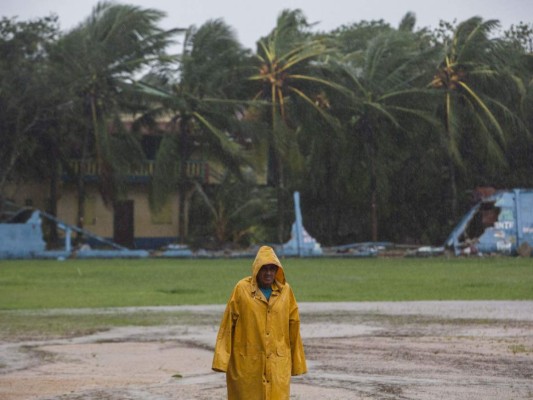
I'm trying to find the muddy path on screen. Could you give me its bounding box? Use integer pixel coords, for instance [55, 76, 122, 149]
[1, 301, 532, 399]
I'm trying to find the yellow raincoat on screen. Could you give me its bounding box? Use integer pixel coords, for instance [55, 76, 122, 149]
[212, 245, 307, 400]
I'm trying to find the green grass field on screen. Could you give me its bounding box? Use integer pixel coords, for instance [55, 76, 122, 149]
[1, 256, 532, 310]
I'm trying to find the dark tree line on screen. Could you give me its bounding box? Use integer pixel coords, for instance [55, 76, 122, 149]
[1, 2, 532, 247]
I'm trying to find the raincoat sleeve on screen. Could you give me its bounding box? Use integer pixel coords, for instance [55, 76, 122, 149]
[288, 286, 307, 376]
[212, 286, 240, 373]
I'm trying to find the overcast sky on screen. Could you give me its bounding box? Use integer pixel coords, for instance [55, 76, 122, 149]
[2, 0, 532, 50]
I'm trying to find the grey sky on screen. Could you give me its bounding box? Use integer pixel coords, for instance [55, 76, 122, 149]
[2, 0, 532, 49]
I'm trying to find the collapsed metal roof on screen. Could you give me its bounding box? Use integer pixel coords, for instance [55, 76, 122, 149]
[446, 189, 533, 256]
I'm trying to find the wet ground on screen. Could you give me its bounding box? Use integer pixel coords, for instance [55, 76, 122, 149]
[1, 301, 532, 399]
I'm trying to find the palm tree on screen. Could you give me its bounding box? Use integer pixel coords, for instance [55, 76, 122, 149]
[430, 17, 525, 220]
[330, 27, 438, 241]
[249, 9, 340, 242]
[134, 19, 253, 241]
[192, 178, 276, 246]
[50, 1, 179, 229]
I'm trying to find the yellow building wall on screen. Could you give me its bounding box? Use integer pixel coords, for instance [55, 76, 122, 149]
[5, 181, 180, 243]
[43, 182, 113, 237]
[128, 186, 179, 238]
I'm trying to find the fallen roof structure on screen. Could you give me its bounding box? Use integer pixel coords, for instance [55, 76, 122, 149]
[445, 188, 533, 256]
[0, 205, 149, 259]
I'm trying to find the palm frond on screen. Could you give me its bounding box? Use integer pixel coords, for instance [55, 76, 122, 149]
[456, 18, 500, 63]
[287, 85, 339, 128]
[457, 81, 506, 143]
[364, 101, 401, 128]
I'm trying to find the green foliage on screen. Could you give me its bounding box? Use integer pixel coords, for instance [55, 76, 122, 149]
[135, 19, 253, 239]
[250, 9, 342, 242]
[0, 16, 60, 194]
[182, 19, 252, 99]
[190, 178, 277, 247]
[430, 17, 529, 221]
[49, 1, 179, 205]
[504, 22, 533, 52]
[325, 22, 440, 241]
[329, 19, 393, 54]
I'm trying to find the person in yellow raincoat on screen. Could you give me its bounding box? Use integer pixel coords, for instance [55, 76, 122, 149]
[212, 245, 307, 399]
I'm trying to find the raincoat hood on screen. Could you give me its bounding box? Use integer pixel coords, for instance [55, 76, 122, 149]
[252, 245, 286, 288]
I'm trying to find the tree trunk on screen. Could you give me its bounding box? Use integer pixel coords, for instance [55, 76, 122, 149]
[324, 146, 334, 245]
[47, 159, 59, 245]
[370, 156, 378, 242]
[0, 149, 21, 198]
[444, 100, 458, 223]
[183, 186, 196, 240]
[448, 155, 458, 223]
[364, 121, 379, 242]
[178, 182, 186, 243]
[276, 153, 285, 244]
[177, 119, 189, 243]
[76, 126, 91, 240]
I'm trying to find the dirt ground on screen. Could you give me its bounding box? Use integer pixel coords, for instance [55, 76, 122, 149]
[1, 301, 533, 400]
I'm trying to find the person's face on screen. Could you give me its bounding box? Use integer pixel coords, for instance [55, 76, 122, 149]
[257, 264, 278, 288]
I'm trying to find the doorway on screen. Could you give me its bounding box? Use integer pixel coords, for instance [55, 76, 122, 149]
[114, 200, 134, 248]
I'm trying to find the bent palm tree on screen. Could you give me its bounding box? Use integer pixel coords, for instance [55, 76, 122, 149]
[50, 1, 179, 229]
[135, 19, 252, 241]
[430, 17, 524, 220]
[250, 9, 340, 242]
[332, 29, 438, 241]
